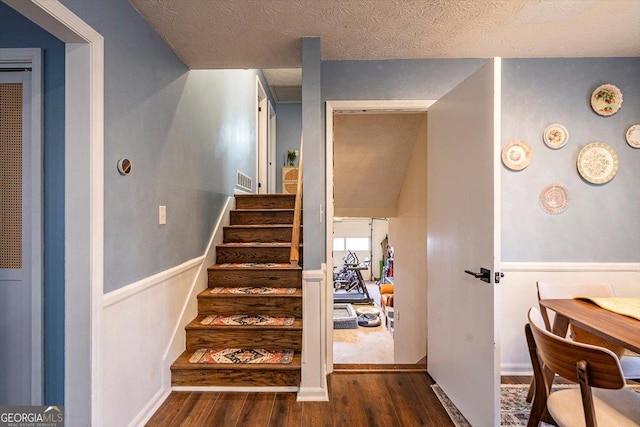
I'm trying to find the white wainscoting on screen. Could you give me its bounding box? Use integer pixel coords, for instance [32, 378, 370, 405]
[500, 262, 640, 376]
[100, 197, 232, 427]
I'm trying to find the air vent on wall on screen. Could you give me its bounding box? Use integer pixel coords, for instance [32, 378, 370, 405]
[236, 171, 252, 192]
[270, 85, 302, 104]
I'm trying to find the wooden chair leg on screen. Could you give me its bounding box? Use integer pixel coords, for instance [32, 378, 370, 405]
[525, 324, 554, 427]
[526, 377, 535, 403]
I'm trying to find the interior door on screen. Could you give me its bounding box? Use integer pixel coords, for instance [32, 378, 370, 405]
[426, 58, 501, 426]
[0, 70, 37, 404]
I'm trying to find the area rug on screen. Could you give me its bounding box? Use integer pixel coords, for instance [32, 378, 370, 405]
[209, 287, 296, 295]
[200, 314, 294, 326]
[432, 383, 640, 427]
[188, 348, 294, 364]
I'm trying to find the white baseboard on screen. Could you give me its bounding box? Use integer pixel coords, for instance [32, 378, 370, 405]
[128, 388, 171, 427]
[500, 364, 533, 377]
[297, 384, 329, 402]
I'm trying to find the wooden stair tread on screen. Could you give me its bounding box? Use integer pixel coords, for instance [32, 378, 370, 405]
[208, 263, 301, 271]
[217, 242, 302, 248]
[224, 224, 297, 229]
[235, 194, 295, 199]
[187, 315, 302, 331]
[198, 288, 302, 298]
[232, 208, 295, 213]
[171, 350, 301, 371]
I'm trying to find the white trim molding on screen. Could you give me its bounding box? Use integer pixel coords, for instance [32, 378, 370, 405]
[298, 266, 329, 402]
[2, 2, 104, 425]
[103, 257, 204, 308]
[501, 262, 640, 273]
[324, 100, 435, 375]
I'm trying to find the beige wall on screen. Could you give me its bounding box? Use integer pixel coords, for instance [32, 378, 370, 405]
[388, 114, 428, 364]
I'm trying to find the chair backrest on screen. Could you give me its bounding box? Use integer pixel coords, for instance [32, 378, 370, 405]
[527, 307, 625, 390]
[536, 281, 614, 331]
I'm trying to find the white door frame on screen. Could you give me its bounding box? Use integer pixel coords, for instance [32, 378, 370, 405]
[325, 100, 434, 373]
[2, 1, 104, 425]
[256, 77, 268, 193]
[268, 100, 277, 193]
[0, 49, 42, 404]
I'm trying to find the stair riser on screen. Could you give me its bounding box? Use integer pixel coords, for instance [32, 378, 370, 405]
[171, 368, 300, 387]
[186, 330, 302, 350]
[198, 297, 302, 317]
[224, 227, 302, 243]
[230, 211, 297, 225]
[235, 195, 296, 210]
[216, 246, 302, 264]
[208, 269, 301, 287]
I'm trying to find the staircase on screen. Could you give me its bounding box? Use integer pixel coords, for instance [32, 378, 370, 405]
[170, 194, 303, 387]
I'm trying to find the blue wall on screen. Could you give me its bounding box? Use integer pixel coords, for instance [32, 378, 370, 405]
[321, 57, 640, 263]
[322, 59, 486, 101]
[275, 103, 302, 192]
[61, 0, 274, 292]
[0, 2, 65, 406]
[501, 58, 640, 262]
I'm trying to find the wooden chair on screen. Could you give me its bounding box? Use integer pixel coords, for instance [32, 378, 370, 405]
[526, 307, 640, 427]
[527, 281, 640, 402]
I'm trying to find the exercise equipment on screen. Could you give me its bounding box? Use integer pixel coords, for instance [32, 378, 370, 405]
[333, 252, 372, 304]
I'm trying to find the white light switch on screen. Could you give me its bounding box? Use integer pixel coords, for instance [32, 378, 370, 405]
[159, 205, 166, 225]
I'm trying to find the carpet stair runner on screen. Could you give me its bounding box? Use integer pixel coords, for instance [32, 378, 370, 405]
[171, 194, 303, 387]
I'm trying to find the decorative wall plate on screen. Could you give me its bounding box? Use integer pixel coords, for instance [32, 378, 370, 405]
[590, 84, 623, 116]
[577, 142, 619, 184]
[543, 123, 569, 149]
[540, 184, 570, 215]
[502, 140, 532, 171]
[626, 124, 640, 148]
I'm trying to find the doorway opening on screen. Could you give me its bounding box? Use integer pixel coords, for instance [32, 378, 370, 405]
[332, 217, 395, 365]
[326, 100, 434, 371]
[256, 77, 268, 193]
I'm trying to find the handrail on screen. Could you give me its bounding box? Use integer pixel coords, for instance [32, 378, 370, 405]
[289, 134, 303, 266]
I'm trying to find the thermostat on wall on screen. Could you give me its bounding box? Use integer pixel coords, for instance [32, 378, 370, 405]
[117, 158, 132, 175]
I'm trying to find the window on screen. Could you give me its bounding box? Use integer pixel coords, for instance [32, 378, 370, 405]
[345, 237, 369, 251]
[333, 237, 345, 251]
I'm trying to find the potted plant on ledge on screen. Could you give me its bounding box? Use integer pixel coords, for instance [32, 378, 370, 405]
[287, 150, 297, 167]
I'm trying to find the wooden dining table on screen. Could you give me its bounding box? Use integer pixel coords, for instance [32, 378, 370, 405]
[539, 298, 640, 353]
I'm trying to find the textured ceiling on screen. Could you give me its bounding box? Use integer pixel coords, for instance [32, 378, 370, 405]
[129, 0, 640, 69]
[333, 113, 426, 217]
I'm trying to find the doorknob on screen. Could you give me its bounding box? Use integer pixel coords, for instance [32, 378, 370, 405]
[464, 267, 491, 283]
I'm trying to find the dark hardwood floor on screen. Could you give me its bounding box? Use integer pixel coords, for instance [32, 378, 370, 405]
[146, 371, 457, 427]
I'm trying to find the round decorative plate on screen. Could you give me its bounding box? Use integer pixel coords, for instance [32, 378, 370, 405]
[543, 123, 569, 149]
[540, 184, 570, 215]
[626, 124, 640, 148]
[577, 142, 619, 184]
[590, 84, 623, 116]
[502, 140, 532, 171]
